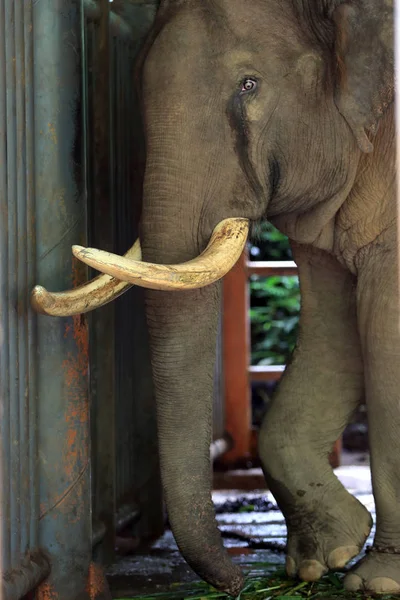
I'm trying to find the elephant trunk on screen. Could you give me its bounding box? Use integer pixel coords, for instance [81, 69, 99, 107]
[144, 283, 243, 595]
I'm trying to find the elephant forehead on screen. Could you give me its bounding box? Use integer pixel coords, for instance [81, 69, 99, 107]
[222, 50, 254, 67]
[220, 48, 282, 81]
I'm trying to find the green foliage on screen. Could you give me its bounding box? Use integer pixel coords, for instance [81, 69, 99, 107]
[250, 222, 293, 261]
[249, 223, 300, 366]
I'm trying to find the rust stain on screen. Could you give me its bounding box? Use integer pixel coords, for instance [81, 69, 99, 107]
[66, 428, 77, 449]
[48, 122, 57, 145]
[86, 562, 111, 600]
[38, 251, 90, 521]
[60, 255, 90, 518]
[37, 582, 58, 600]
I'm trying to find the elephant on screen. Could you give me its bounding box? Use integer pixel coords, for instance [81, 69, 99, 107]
[32, 0, 398, 596]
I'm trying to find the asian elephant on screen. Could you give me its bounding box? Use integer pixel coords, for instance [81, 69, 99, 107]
[32, 0, 398, 596]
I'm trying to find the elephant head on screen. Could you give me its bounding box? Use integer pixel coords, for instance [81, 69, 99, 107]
[32, 0, 393, 595]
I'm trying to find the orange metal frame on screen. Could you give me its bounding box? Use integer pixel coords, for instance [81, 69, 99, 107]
[222, 251, 342, 468]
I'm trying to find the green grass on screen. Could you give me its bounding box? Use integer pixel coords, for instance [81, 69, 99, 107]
[118, 564, 399, 600]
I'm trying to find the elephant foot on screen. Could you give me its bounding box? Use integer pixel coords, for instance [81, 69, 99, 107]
[344, 551, 400, 594]
[285, 489, 372, 581]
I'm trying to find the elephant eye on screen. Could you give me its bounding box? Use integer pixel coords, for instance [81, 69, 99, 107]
[240, 78, 258, 94]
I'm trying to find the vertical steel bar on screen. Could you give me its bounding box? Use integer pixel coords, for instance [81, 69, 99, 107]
[396, 0, 400, 335]
[112, 39, 122, 503]
[80, 1, 88, 214]
[24, 0, 39, 551]
[123, 41, 132, 500]
[0, 0, 11, 577]
[5, 0, 21, 567]
[114, 39, 126, 503]
[120, 41, 131, 500]
[123, 41, 136, 500]
[113, 2, 163, 540]
[33, 1, 91, 597]
[88, 0, 117, 564]
[114, 33, 127, 516]
[15, 0, 29, 557]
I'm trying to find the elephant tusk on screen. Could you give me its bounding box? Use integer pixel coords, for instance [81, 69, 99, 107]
[72, 218, 250, 291]
[31, 240, 141, 317]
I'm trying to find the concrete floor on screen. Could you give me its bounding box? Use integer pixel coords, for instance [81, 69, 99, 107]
[107, 462, 375, 598]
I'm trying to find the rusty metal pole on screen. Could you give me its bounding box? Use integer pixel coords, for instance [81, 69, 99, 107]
[32, 1, 94, 599]
[86, 0, 117, 566]
[0, 1, 51, 598]
[396, 0, 400, 334]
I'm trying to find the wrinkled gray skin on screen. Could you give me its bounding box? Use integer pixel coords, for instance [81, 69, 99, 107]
[139, 0, 397, 596]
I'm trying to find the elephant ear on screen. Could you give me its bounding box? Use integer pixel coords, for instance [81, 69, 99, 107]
[331, 0, 394, 153]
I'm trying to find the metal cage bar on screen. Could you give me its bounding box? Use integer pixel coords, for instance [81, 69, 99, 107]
[87, 0, 164, 561]
[0, 0, 51, 596]
[33, 0, 91, 596]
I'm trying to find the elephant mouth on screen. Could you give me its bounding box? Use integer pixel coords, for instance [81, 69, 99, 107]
[31, 218, 249, 317]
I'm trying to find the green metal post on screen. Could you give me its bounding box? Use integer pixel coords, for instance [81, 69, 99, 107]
[33, 2, 93, 598]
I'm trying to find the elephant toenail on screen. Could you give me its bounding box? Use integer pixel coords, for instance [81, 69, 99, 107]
[344, 573, 363, 591]
[368, 577, 400, 593]
[298, 559, 327, 581]
[328, 545, 360, 569]
[286, 556, 297, 577]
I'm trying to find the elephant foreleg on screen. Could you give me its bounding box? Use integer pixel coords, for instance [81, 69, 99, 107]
[344, 227, 400, 594]
[258, 242, 372, 581]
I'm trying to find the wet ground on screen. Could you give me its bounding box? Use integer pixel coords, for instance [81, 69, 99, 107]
[107, 463, 375, 598]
